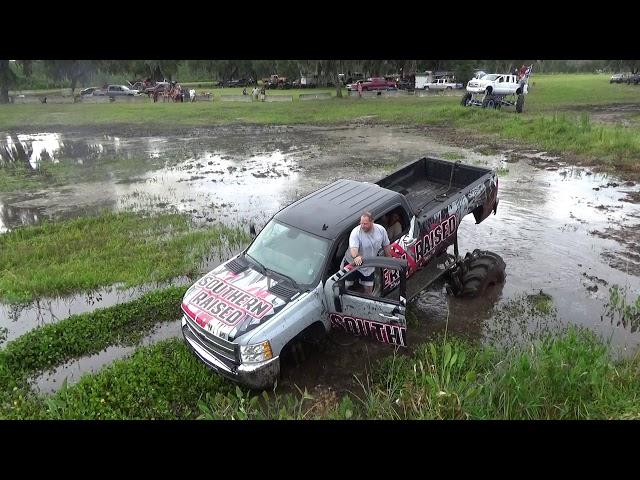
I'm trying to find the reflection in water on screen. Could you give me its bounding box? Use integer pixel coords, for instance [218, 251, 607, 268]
[0, 203, 43, 234]
[32, 320, 182, 395]
[0, 281, 187, 344]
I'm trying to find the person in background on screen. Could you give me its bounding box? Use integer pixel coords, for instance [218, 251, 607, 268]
[386, 212, 402, 240]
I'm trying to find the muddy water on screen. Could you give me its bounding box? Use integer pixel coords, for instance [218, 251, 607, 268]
[32, 320, 182, 395]
[2, 125, 640, 396]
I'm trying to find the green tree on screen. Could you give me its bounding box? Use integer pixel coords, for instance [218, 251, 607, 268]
[42, 60, 97, 94]
[0, 60, 33, 103]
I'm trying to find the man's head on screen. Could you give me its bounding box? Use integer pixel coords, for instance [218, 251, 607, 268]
[360, 211, 374, 232]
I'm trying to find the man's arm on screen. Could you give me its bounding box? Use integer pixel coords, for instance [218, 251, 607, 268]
[381, 226, 391, 257]
[349, 228, 363, 265]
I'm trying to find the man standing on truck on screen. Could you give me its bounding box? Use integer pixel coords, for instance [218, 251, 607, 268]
[342, 211, 392, 294]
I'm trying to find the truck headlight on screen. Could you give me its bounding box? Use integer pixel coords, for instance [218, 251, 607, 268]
[240, 341, 273, 363]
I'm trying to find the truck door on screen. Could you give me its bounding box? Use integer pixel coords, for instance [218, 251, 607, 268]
[324, 258, 408, 347]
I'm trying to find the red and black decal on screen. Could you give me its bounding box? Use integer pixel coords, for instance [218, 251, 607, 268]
[414, 214, 457, 266]
[330, 313, 406, 347]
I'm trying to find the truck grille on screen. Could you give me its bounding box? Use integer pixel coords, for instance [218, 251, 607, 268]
[183, 314, 240, 366]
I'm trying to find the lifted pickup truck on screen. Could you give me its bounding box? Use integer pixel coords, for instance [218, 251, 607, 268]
[181, 157, 503, 389]
[462, 69, 532, 113]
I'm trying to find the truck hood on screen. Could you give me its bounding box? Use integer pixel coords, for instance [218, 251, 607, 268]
[181, 259, 295, 342]
[467, 79, 490, 87]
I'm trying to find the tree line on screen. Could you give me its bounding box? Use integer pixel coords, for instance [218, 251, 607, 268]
[1, 59, 638, 103]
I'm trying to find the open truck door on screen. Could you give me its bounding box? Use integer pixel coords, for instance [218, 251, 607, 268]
[324, 257, 408, 347]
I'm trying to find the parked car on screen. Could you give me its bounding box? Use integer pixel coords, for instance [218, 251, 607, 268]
[346, 77, 397, 91]
[79, 87, 99, 96]
[626, 73, 640, 85]
[143, 82, 171, 95]
[422, 78, 464, 90]
[222, 78, 252, 88]
[94, 85, 140, 97]
[180, 156, 502, 389]
[610, 73, 629, 84]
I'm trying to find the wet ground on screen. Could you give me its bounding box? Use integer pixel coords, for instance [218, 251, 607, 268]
[1, 124, 640, 397]
[558, 103, 640, 127]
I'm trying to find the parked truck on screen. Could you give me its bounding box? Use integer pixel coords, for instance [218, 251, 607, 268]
[422, 78, 464, 90]
[93, 85, 141, 97]
[181, 157, 504, 389]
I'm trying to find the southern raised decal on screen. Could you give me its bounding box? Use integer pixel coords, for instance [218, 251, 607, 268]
[330, 313, 407, 347]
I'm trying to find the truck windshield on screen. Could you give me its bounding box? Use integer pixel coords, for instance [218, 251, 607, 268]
[483, 74, 499, 81]
[245, 220, 330, 286]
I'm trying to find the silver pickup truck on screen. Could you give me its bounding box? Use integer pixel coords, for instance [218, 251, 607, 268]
[181, 157, 503, 389]
[424, 78, 464, 90]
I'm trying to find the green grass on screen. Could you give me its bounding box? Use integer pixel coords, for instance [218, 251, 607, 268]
[0, 211, 250, 303]
[354, 326, 640, 419]
[0, 286, 186, 386]
[525, 74, 640, 108]
[440, 152, 466, 161]
[5, 324, 640, 419]
[0, 286, 188, 418]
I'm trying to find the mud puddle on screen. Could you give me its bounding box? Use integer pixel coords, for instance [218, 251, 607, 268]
[0, 126, 498, 232]
[2, 125, 640, 397]
[0, 249, 236, 345]
[559, 103, 640, 127]
[31, 320, 182, 395]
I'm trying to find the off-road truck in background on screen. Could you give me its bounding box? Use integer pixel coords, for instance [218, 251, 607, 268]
[462, 68, 532, 113]
[181, 157, 504, 389]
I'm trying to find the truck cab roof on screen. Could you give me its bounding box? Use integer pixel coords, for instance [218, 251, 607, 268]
[273, 179, 405, 240]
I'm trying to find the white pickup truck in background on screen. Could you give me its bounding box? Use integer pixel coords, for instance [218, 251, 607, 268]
[466, 73, 527, 95]
[421, 78, 464, 90]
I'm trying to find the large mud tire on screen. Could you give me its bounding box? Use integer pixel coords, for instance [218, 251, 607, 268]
[516, 94, 525, 113]
[482, 96, 495, 109]
[458, 249, 506, 297]
[461, 92, 472, 106]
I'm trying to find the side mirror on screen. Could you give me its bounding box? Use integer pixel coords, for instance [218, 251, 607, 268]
[249, 223, 257, 238]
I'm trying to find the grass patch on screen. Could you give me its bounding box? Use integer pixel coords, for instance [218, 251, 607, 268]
[2, 339, 224, 419]
[527, 290, 554, 315]
[0, 286, 187, 417]
[497, 166, 510, 176]
[2, 337, 354, 420]
[0, 211, 250, 303]
[355, 326, 640, 419]
[7, 324, 640, 419]
[0, 286, 186, 386]
[440, 152, 466, 161]
[474, 145, 501, 156]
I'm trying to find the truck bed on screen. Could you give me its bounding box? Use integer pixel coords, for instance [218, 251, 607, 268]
[376, 157, 493, 214]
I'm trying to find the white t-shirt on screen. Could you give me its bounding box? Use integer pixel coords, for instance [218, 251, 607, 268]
[344, 223, 390, 276]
